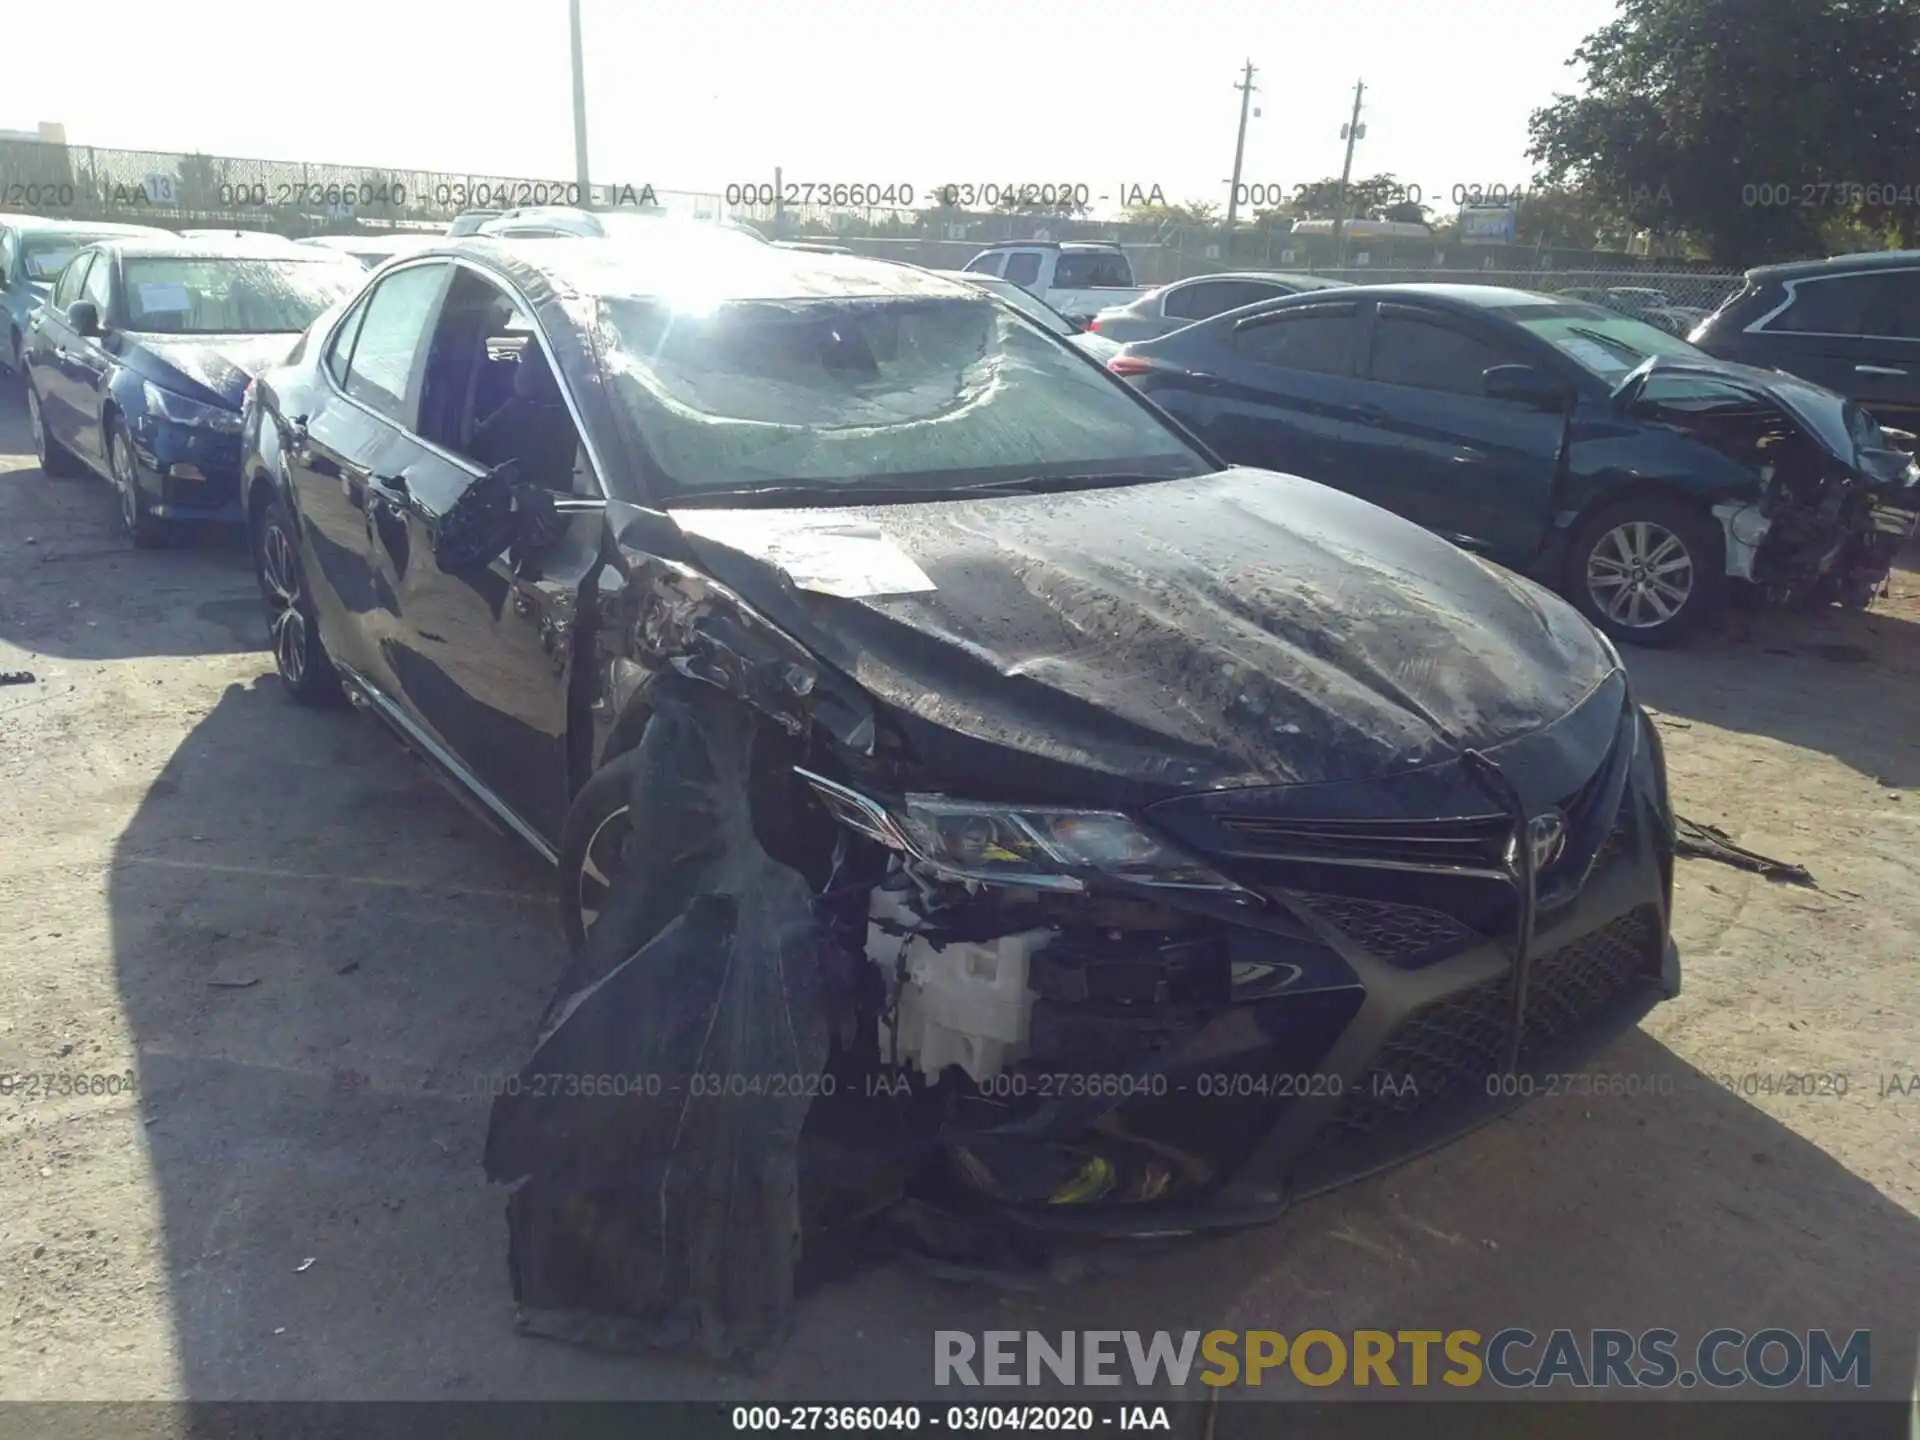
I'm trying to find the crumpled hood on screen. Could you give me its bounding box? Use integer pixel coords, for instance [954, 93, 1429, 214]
[125, 333, 302, 410]
[670, 468, 1615, 800]
[1618, 355, 1916, 488]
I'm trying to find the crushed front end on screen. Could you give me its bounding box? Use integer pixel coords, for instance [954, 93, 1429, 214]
[802, 668, 1679, 1238]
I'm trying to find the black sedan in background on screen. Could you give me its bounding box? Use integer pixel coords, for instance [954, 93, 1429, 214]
[1110, 284, 1911, 645]
[237, 235, 1676, 1351]
[24, 235, 365, 545]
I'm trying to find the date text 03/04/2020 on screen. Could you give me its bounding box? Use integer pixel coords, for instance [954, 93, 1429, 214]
[730, 1405, 1172, 1432]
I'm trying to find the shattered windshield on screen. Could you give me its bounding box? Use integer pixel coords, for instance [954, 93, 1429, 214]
[595, 292, 1207, 498]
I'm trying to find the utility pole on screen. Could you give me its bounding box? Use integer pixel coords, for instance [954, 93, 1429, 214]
[1223, 61, 1258, 239]
[1330, 78, 1366, 267]
[569, 0, 593, 207]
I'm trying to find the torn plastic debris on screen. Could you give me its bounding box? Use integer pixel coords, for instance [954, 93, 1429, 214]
[483, 673, 831, 1366]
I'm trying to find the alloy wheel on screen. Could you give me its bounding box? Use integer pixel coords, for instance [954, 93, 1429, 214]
[110, 432, 141, 537]
[1585, 521, 1695, 629]
[261, 521, 308, 686]
[576, 804, 632, 937]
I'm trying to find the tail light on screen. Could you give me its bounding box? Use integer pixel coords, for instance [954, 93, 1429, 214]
[1087, 316, 1102, 332]
[1106, 355, 1154, 376]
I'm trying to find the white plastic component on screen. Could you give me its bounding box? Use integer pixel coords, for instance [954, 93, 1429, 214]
[865, 886, 1052, 1085]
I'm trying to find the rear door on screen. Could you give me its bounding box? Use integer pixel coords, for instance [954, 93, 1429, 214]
[1152, 300, 1373, 487]
[285, 260, 453, 686]
[1726, 267, 1920, 430]
[1345, 301, 1569, 564]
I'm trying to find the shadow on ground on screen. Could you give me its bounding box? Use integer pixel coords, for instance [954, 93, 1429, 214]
[106, 685, 1920, 1409]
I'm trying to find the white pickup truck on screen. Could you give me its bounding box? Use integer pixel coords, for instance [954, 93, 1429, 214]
[960, 242, 1148, 327]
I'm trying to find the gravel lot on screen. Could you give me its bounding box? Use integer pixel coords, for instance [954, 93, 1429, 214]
[0, 380, 1914, 1423]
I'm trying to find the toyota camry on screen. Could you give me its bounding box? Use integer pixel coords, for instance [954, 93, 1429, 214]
[238, 233, 1680, 1354]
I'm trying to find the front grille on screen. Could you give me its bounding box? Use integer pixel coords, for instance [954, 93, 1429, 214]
[1291, 894, 1478, 968]
[1215, 813, 1513, 875]
[1313, 906, 1661, 1147]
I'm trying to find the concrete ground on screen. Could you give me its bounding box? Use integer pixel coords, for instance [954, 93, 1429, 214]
[0, 380, 1914, 1424]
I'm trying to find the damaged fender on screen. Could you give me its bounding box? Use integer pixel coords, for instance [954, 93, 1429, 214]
[484, 672, 832, 1365]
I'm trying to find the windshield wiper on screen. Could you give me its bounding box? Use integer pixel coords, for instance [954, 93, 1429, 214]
[1565, 325, 1646, 362]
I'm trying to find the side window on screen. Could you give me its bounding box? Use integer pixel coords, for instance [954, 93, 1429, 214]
[1002, 252, 1042, 287]
[325, 295, 371, 387]
[1368, 309, 1524, 395]
[80, 253, 114, 318]
[339, 263, 450, 423]
[1767, 271, 1920, 340]
[53, 254, 92, 310]
[1173, 279, 1285, 321]
[964, 253, 1006, 277]
[1230, 305, 1359, 376]
[415, 269, 589, 494]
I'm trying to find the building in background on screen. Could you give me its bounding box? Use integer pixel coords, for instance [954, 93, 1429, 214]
[0, 122, 67, 144]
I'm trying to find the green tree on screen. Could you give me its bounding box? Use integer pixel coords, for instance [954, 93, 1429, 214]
[1528, 0, 1920, 265]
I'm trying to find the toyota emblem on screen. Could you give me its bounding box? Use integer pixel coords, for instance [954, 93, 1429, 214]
[1526, 810, 1568, 871]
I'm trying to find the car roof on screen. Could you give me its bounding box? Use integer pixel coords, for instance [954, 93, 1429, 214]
[1242, 282, 1554, 311]
[1164, 270, 1347, 289]
[423, 235, 983, 304]
[0, 214, 171, 238]
[1745, 249, 1920, 283]
[300, 234, 437, 251]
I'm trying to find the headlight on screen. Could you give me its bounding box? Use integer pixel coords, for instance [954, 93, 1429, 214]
[143, 381, 242, 434]
[898, 795, 1250, 895]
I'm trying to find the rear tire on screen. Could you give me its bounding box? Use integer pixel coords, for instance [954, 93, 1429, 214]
[26, 381, 83, 478]
[1564, 495, 1723, 648]
[557, 745, 644, 953]
[252, 493, 343, 706]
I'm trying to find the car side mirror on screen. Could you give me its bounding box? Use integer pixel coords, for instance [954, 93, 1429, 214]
[1483, 364, 1567, 410]
[67, 300, 101, 337]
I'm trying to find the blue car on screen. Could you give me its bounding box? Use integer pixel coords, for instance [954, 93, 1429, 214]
[0, 214, 170, 378]
[23, 234, 365, 546]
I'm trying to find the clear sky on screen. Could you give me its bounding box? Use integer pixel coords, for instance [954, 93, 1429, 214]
[6, 0, 1620, 214]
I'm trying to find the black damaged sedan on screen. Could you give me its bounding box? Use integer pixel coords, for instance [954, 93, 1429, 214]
[241, 233, 1678, 1351]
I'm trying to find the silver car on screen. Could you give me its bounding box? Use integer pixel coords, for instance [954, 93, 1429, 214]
[930, 269, 1122, 363]
[1089, 271, 1350, 343]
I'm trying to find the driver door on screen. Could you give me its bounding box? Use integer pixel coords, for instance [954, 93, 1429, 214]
[364, 266, 607, 848]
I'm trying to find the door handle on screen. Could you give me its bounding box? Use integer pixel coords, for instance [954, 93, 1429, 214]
[369, 473, 410, 502]
[1855, 364, 1907, 377]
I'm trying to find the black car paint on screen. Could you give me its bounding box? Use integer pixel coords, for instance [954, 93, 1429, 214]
[1114, 285, 1857, 596]
[1689, 253, 1920, 431]
[242, 242, 1678, 1240]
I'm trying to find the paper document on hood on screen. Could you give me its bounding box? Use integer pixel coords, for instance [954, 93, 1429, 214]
[670, 510, 936, 598]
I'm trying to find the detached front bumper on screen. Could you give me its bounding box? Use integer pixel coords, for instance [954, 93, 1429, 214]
[129, 417, 245, 525]
[938, 679, 1679, 1238]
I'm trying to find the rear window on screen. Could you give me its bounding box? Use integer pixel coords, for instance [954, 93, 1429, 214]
[596, 293, 1206, 499]
[1054, 251, 1133, 288]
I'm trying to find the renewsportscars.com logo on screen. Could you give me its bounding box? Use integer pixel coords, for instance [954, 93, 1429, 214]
[933, 1328, 1873, 1390]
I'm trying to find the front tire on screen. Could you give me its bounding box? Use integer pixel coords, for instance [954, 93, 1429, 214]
[27, 381, 82, 478]
[1565, 496, 1723, 648]
[557, 745, 643, 952]
[107, 419, 167, 549]
[252, 494, 343, 706]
